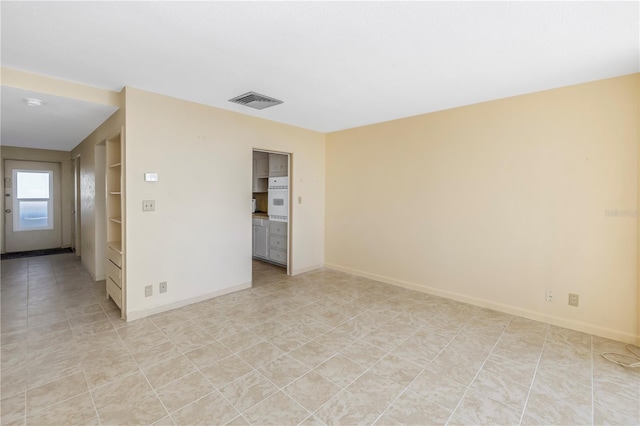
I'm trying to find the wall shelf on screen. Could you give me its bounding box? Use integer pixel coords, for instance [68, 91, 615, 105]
[106, 128, 125, 318]
[108, 240, 123, 254]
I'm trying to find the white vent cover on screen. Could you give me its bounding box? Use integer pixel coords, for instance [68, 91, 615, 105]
[228, 91, 283, 110]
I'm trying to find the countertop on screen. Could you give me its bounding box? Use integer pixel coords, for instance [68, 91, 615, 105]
[252, 212, 269, 219]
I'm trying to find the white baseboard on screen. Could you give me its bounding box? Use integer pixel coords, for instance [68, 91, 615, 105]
[126, 281, 252, 322]
[325, 262, 640, 345]
[292, 263, 324, 276]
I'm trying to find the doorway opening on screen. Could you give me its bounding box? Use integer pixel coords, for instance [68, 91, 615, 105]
[251, 149, 291, 285]
[72, 155, 82, 257]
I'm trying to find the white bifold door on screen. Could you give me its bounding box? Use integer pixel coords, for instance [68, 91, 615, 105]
[4, 160, 62, 252]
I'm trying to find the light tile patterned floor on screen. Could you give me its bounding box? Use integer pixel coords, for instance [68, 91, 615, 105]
[1, 254, 639, 426]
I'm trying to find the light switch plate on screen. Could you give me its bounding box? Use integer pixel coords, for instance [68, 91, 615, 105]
[142, 200, 155, 211]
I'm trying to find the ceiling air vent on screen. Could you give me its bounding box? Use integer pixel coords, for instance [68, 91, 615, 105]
[228, 91, 283, 110]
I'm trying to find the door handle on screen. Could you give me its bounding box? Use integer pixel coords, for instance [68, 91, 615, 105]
[5, 209, 11, 213]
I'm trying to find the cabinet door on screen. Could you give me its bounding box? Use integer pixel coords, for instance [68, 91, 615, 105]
[252, 160, 268, 193]
[252, 160, 258, 192]
[269, 154, 288, 177]
[268, 248, 287, 265]
[252, 225, 257, 255]
[256, 158, 269, 178]
[269, 221, 287, 236]
[255, 225, 269, 258]
[269, 234, 286, 250]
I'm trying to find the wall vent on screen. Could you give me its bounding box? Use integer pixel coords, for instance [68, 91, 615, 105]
[228, 91, 283, 110]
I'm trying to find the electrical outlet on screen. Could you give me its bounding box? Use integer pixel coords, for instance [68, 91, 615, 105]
[568, 293, 579, 307]
[142, 200, 155, 211]
[145, 285, 152, 297]
[545, 289, 554, 302]
[159, 281, 167, 294]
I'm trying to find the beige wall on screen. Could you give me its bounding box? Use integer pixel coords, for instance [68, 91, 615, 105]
[124, 88, 325, 318]
[71, 109, 124, 280]
[326, 74, 639, 344]
[0, 146, 73, 253]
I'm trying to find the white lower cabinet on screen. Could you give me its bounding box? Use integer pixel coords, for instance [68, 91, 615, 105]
[253, 217, 287, 266]
[268, 221, 287, 266]
[268, 248, 287, 264]
[252, 218, 269, 259]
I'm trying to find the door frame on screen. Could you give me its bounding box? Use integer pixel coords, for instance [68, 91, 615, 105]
[3, 159, 63, 253]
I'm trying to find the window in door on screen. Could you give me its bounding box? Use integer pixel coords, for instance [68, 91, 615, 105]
[13, 170, 54, 231]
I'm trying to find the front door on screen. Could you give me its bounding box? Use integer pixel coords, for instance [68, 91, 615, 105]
[4, 160, 62, 252]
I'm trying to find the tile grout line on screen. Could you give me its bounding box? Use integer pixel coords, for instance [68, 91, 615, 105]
[156, 285, 442, 424]
[23, 257, 32, 426]
[284, 298, 385, 423]
[442, 318, 512, 426]
[517, 325, 550, 425]
[213, 302, 339, 423]
[80, 368, 103, 426]
[169, 293, 383, 423]
[52, 259, 103, 425]
[82, 291, 141, 426]
[106, 317, 174, 424]
[24, 258, 65, 423]
[170, 306, 322, 424]
[327, 311, 467, 425]
[148, 316, 253, 424]
[367, 347, 450, 423]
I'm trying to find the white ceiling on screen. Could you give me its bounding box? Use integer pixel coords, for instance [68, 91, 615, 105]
[1, 86, 118, 151]
[1, 1, 638, 150]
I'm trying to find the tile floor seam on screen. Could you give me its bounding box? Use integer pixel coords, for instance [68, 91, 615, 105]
[245, 381, 314, 426]
[80, 367, 103, 426]
[442, 320, 510, 425]
[23, 259, 35, 426]
[209, 314, 357, 421]
[518, 325, 550, 425]
[163, 389, 220, 421]
[117, 337, 172, 422]
[374, 343, 456, 426]
[21, 370, 86, 412]
[167, 335, 257, 420]
[310, 318, 462, 425]
[237, 359, 311, 418]
[314, 353, 370, 391]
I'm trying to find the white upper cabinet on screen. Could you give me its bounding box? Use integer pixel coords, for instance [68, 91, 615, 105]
[255, 157, 269, 178]
[252, 151, 268, 192]
[269, 153, 288, 177]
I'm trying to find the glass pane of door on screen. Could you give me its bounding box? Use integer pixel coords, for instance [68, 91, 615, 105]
[13, 169, 53, 231]
[17, 201, 49, 230]
[16, 172, 50, 198]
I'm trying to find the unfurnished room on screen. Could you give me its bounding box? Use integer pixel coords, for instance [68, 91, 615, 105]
[0, 2, 639, 425]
